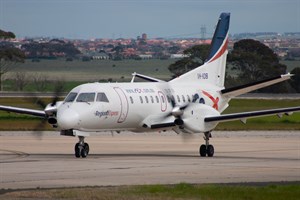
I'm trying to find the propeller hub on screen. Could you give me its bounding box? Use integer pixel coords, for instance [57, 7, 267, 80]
[174, 118, 184, 126]
[172, 107, 184, 117]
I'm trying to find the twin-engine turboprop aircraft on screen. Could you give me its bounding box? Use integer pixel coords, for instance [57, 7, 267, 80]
[1, 13, 299, 158]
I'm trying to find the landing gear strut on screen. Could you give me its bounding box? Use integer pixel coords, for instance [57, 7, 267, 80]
[75, 136, 89, 158]
[199, 132, 214, 157]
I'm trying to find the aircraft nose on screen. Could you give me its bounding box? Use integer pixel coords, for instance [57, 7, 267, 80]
[57, 108, 80, 130]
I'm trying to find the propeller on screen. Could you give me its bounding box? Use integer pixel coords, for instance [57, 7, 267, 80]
[164, 92, 194, 140]
[25, 84, 65, 139]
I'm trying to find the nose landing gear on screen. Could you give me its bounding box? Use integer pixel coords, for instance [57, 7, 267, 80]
[199, 132, 214, 157]
[75, 136, 89, 158]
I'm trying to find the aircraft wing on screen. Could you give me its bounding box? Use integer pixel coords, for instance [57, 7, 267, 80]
[221, 74, 292, 98]
[204, 106, 300, 123]
[0, 105, 46, 118]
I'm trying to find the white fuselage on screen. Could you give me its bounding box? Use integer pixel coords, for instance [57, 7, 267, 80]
[57, 81, 229, 132]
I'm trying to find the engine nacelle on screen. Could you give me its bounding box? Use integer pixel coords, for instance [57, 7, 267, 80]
[181, 104, 220, 133]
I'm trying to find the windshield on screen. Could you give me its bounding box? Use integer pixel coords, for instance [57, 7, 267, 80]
[96, 92, 109, 102]
[76, 93, 95, 102]
[64, 92, 78, 102]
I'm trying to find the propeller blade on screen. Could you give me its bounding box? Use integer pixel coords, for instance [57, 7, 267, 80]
[31, 118, 48, 140]
[51, 81, 65, 106]
[181, 132, 194, 142]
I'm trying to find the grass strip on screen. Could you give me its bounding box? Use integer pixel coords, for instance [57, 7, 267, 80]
[1, 183, 300, 200]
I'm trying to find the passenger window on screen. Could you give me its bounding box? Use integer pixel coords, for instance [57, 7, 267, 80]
[150, 96, 154, 103]
[64, 92, 77, 102]
[177, 95, 180, 103]
[155, 96, 159, 103]
[145, 96, 149, 103]
[182, 95, 185, 102]
[171, 95, 175, 102]
[130, 96, 134, 104]
[192, 94, 199, 102]
[187, 95, 191, 102]
[76, 93, 95, 102]
[96, 92, 109, 102]
[140, 96, 143, 103]
[167, 96, 171, 103]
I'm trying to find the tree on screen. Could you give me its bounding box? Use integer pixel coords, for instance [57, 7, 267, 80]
[168, 44, 210, 76]
[33, 73, 49, 91]
[0, 29, 15, 39]
[168, 46, 180, 54]
[0, 47, 25, 90]
[21, 40, 81, 58]
[289, 67, 300, 92]
[228, 39, 286, 81]
[183, 44, 210, 61]
[227, 39, 287, 92]
[12, 72, 29, 91]
[0, 30, 25, 91]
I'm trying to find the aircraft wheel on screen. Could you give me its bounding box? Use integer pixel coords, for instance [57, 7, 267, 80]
[80, 143, 90, 158]
[75, 143, 81, 158]
[81, 148, 88, 158]
[84, 143, 90, 155]
[80, 143, 89, 158]
[207, 145, 214, 157]
[199, 144, 207, 157]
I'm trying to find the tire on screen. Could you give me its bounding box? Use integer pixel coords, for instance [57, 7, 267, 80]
[75, 143, 81, 158]
[81, 148, 88, 158]
[199, 144, 207, 157]
[81, 143, 89, 158]
[207, 145, 214, 157]
[84, 143, 90, 155]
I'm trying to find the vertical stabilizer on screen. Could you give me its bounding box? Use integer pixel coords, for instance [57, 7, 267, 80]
[170, 13, 230, 88]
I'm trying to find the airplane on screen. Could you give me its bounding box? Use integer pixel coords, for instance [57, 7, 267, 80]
[0, 13, 299, 158]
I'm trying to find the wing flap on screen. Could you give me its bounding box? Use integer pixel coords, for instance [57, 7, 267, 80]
[204, 106, 300, 123]
[0, 105, 46, 118]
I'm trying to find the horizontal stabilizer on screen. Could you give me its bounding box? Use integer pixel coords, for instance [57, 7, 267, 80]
[0, 105, 46, 118]
[204, 106, 300, 123]
[221, 74, 292, 97]
[131, 72, 166, 83]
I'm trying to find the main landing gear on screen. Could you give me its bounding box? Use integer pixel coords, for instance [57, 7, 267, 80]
[75, 136, 89, 158]
[199, 132, 214, 157]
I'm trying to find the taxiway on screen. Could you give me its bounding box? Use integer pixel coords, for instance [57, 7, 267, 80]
[0, 131, 299, 189]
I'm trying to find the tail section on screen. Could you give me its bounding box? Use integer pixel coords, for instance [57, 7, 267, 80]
[170, 13, 230, 88]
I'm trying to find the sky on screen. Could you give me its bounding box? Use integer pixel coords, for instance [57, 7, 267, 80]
[0, 0, 299, 39]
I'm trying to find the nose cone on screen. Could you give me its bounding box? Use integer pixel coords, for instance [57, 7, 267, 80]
[57, 108, 80, 130]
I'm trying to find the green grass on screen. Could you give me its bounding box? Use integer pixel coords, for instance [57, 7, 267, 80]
[7, 59, 173, 82]
[3, 59, 174, 92]
[215, 99, 300, 130]
[2, 79, 84, 92]
[1, 183, 300, 200]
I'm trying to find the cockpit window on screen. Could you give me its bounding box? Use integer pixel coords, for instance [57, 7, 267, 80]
[64, 92, 78, 102]
[76, 93, 95, 102]
[96, 92, 109, 102]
